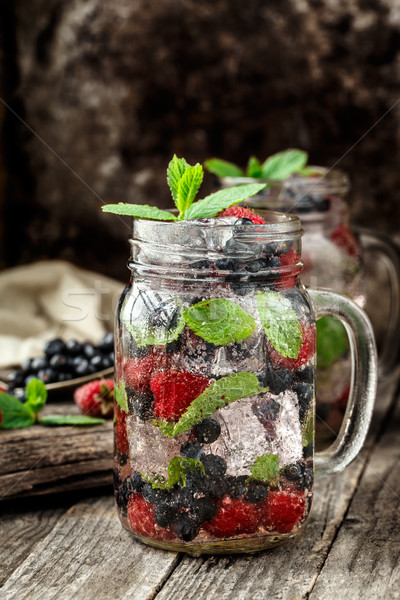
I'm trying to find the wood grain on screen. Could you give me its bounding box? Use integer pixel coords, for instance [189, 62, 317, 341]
[0, 496, 180, 600]
[0, 403, 113, 500]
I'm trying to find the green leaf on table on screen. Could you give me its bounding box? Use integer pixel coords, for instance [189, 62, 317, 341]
[317, 316, 349, 369]
[183, 183, 267, 220]
[246, 156, 263, 178]
[261, 149, 308, 180]
[143, 457, 206, 489]
[184, 298, 256, 345]
[0, 391, 35, 429]
[248, 454, 280, 486]
[25, 378, 47, 415]
[156, 372, 264, 437]
[204, 158, 244, 178]
[176, 163, 204, 216]
[167, 154, 190, 206]
[257, 292, 303, 359]
[115, 381, 128, 413]
[101, 203, 177, 220]
[39, 415, 106, 426]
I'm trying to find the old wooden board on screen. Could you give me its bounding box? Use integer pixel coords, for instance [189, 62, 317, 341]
[0, 496, 180, 600]
[0, 403, 113, 500]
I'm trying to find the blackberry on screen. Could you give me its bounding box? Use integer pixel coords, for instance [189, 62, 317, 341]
[44, 338, 66, 358]
[174, 514, 199, 542]
[193, 418, 221, 444]
[294, 382, 313, 422]
[164, 337, 183, 355]
[245, 484, 268, 504]
[129, 390, 154, 420]
[98, 332, 114, 353]
[154, 500, 180, 528]
[36, 368, 57, 384]
[228, 277, 255, 296]
[65, 339, 83, 356]
[284, 463, 304, 483]
[234, 217, 254, 227]
[303, 468, 314, 489]
[180, 441, 204, 460]
[185, 470, 207, 494]
[49, 354, 68, 370]
[201, 454, 227, 478]
[189, 259, 211, 270]
[74, 359, 91, 376]
[190, 497, 217, 525]
[82, 343, 97, 360]
[90, 354, 107, 370]
[225, 237, 249, 253]
[206, 478, 229, 498]
[216, 258, 238, 271]
[294, 366, 313, 384]
[246, 259, 265, 273]
[226, 475, 248, 499]
[263, 255, 281, 269]
[130, 472, 145, 493]
[141, 483, 169, 505]
[314, 195, 331, 212]
[7, 371, 25, 389]
[294, 194, 316, 213]
[268, 369, 293, 395]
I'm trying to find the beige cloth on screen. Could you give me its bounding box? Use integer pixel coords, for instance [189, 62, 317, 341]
[0, 260, 124, 368]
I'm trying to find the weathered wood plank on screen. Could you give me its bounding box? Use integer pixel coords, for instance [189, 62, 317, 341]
[0, 504, 66, 586]
[0, 403, 113, 500]
[152, 375, 399, 600]
[308, 393, 400, 600]
[0, 496, 180, 600]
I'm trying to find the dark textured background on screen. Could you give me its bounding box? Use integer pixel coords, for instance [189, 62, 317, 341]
[1, 0, 400, 280]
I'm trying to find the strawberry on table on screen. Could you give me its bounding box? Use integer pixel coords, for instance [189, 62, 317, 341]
[218, 206, 266, 224]
[150, 370, 210, 421]
[73, 379, 114, 418]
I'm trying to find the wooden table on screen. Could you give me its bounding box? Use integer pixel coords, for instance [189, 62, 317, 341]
[1, 374, 399, 600]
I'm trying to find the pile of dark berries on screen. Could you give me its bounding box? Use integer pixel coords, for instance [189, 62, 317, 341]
[7, 332, 114, 397]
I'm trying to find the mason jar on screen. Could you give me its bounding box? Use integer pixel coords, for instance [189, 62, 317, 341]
[221, 169, 400, 440]
[113, 212, 377, 555]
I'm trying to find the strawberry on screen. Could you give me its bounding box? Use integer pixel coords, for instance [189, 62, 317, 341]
[114, 403, 129, 455]
[218, 206, 266, 224]
[150, 370, 210, 421]
[203, 496, 261, 537]
[262, 489, 306, 533]
[73, 379, 114, 418]
[330, 224, 360, 259]
[123, 352, 171, 394]
[267, 320, 316, 371]
[127, 493, 175, 540]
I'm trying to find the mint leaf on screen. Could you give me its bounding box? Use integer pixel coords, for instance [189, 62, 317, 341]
[25, 378, 47, 415]
[302, 409, 314, 447]
[176, 164, 203, 216]
[249, 454, 280, 486]
[246, 156, 263, 178]
[156, 372, 263, 437]
[143, 457, 205, 489]
[115, 381, 128, 413]
[257, 292, 303, 359]
[39, 415, 106, 426]
[0, 391, 35, 429]
[204, 158, 244, 178]
[167, 154, 190, 207]
[317, 316, 349, 369]
[183, 183, 267, 220]
[184, 298, 255, 345]
[261, 149, 308, 180]
[101, 204, 176, 220]
[298, 166, 319, 176]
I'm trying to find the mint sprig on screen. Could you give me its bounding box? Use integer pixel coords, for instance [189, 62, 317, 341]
[257, 292, 303, 359]
[155, 372, 265, 437]
[205, 148, 308, 180]
[142, 457, 206, 489]
[101, 155, 267, 221]
[0, 378, 106, 429]
[183, 298, 256, 345]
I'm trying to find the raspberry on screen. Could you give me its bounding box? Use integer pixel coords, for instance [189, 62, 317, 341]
[262, 489, 306, 533]
[114, 404, 129, 455]
[330, 224, 360, 259]
[73, 379, 114, 418]
[218, 206, 266, 224]
[150, 370, 210, 421]
[123, 352, 171, 394]
[203, 496, 261, 537]
[127, 493, 175, 540]
[267, 320, 316, 371]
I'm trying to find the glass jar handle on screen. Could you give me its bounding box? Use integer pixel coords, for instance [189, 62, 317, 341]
[356, 228, 400, 376]
[308, 288, 378, 476]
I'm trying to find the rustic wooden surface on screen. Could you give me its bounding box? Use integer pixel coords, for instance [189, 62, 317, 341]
[0, 402, 113, 500]
[0, 374, 399, 600]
